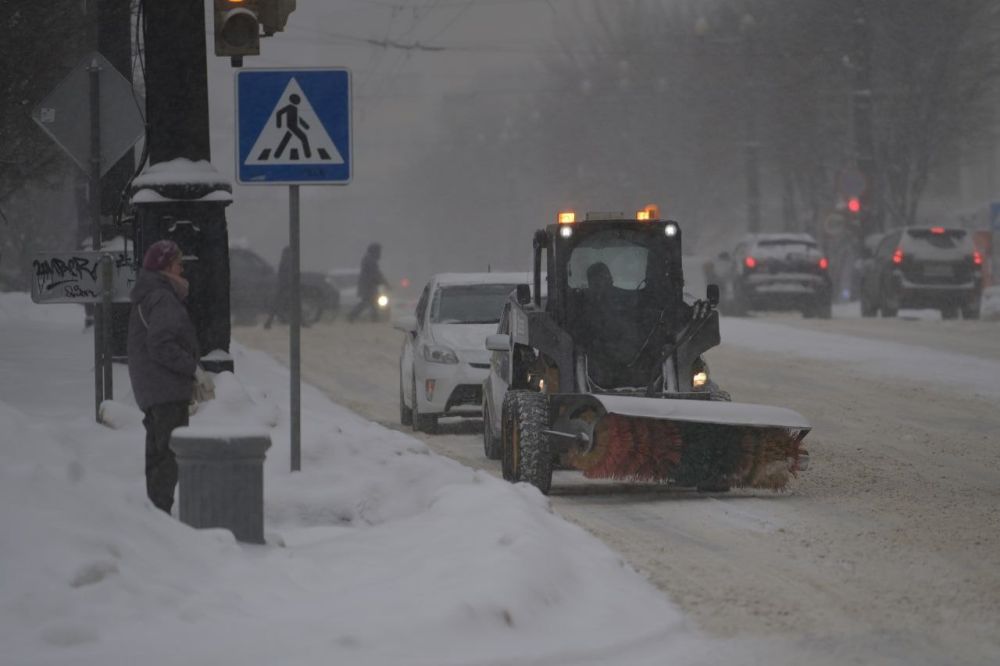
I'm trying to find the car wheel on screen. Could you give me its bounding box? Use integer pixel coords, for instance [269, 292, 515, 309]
[411, 372, 438, 434]
[501, 391, 552, 494]
[860, 293, 877, 317]
[881, 283, 899, 317]
[961, 303, 980, 320]
[816, 300, 832, 319]
[399, 372, 413, 426]
[300, 291, 324, 325]
[482, 399, 501, 460]
[941, 305, 959, 320]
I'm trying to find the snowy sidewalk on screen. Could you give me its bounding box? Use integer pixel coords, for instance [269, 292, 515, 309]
[0, 293, 738, 666]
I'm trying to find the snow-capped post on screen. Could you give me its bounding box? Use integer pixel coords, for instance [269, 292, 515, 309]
[129, 160, 235, 374]
[169, 428, 272, 544]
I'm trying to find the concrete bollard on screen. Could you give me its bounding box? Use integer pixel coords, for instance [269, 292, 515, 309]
[169, 427, 271, 544]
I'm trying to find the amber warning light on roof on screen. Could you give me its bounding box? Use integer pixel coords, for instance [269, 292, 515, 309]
[557, 211, 576, 224]
[636, 204, 659, 221]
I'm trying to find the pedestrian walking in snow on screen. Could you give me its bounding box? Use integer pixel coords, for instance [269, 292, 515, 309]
[127, 240, 199, 514]
[348, 242, 389, 322]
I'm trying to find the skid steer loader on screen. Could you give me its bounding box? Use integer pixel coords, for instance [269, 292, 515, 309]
[484, 208, 810, 495]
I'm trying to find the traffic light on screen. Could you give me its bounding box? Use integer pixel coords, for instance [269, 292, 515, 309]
[259, 0, 296, 36]
[847, 196, 861, 214]
[214, 0, 261, 62]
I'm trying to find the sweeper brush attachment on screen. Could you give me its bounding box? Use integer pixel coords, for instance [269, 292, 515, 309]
[586, 416, 810, 489]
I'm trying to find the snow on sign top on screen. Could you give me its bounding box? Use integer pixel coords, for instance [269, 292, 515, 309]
[236, 68, 352, 185]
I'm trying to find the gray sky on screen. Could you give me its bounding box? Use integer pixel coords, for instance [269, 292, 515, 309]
[208, 0, 562, 281]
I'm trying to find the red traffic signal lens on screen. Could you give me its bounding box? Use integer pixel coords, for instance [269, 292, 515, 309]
[847, 197, 861, 214]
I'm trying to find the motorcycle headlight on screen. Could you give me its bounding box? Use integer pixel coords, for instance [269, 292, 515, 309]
[423, 344, 459, 364]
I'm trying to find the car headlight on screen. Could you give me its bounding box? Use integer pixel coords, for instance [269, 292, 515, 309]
[377, 294, 390, 308]
[423, 344, 459, 364]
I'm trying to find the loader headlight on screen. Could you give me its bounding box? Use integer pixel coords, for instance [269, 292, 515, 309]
[692, 358, 709, 389]
[664, 222, 679, 237]
[693, 370, 709, 388]
[423, 344, 459, 364]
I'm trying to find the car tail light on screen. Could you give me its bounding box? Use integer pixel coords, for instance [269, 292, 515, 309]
[973, 250, 983, 266]
[930, 226, 945, 234]
[892, 248, 904, 265]
[744, 256, 757, 269]
[818, 257, 829, 270]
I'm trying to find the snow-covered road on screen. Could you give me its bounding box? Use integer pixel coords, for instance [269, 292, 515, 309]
[236, 311, 1000, 665]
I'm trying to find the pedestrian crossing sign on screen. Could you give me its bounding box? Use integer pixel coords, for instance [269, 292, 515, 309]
[236, 68, 351, 185]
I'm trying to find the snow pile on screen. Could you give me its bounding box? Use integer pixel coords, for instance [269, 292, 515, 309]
[0, 292, 721, 666]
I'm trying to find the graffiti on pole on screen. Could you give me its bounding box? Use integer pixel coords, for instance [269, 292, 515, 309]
[31, 251, 135, 303]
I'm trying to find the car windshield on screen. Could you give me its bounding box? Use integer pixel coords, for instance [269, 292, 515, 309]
[430, 284, 518, 324]
[905, 228, 969, 251]
[566, 231, 652, 289]
[757, 240, 816, 251]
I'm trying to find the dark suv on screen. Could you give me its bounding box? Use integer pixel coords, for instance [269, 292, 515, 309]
[709, 233, 832, 318]
[859, 227, 982, 319]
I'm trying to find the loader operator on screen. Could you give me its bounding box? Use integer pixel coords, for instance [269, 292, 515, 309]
[576, 261, 644, 387]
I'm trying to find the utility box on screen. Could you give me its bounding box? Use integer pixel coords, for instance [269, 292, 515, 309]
[170, 427, 271, 544]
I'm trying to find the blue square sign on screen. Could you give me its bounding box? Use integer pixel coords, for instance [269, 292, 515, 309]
[236, 68, 351, 185]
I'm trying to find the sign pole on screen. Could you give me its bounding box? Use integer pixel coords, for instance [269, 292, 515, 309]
[290, 185, 301, 472]
[100, 255, 114, 401]
[89, 57, 104, 421]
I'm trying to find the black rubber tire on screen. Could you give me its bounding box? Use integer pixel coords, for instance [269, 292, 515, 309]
[860, 294, 877, 318]
[411, 373, 438, 433]
[300, 294, 324, 325]
[962, 304, 980, 320]
[482, 399, 501, 460]
[399, 372, 413, 426]
[500, 392, 520, 482]
[816, 300, 832, 319]
[500, 391, 552, 494]
[881, 284, 899, 318]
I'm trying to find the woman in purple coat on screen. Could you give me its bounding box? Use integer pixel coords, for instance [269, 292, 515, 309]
[127, 240, 199, 513]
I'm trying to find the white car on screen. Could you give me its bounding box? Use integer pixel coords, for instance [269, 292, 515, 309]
[394, 273, 531, 433]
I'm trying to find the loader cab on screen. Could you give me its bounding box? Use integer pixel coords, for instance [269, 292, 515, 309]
[533, 209, 690, 389]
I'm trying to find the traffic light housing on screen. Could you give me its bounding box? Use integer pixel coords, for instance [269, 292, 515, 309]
[260, 0, 296, 36]
[214, 0, 261, 60]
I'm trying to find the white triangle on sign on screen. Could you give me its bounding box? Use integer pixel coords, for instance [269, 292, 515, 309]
[246, 78, 345, 166]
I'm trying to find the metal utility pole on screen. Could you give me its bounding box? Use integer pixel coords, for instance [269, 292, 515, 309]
[742, 14, 762, 234]
[143, 0, 212, 164]
[852, 0, 879, 237]
[137, 0, 233, 372]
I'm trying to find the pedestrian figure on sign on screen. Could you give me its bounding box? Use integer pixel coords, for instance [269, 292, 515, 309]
[127, 240, 199, 514]
[274, 94, 311, 160]
[348, 242, 389, 322]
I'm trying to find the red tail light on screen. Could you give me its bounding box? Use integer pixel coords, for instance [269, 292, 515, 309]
[744, 256, 757, 269]
[818, 257, 829, 270]
[892, 248, 904, 265]
[973, 250, 983, 266]
[930, 226, 945, 234]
